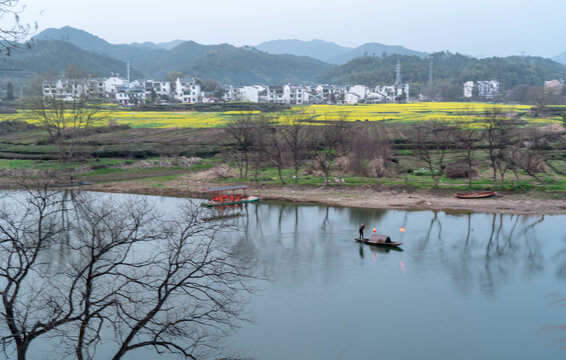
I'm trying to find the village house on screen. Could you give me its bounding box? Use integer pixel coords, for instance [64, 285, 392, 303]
[174, 77, 201, 103]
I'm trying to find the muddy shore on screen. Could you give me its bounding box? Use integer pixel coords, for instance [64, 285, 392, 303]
[82, 174, 566, 215]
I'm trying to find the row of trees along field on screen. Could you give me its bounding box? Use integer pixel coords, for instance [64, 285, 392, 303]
[222, 109, 566, 190]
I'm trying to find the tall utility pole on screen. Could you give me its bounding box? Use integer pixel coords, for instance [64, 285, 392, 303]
[127, 61, 130, 82]
[395, 60, 401, 84]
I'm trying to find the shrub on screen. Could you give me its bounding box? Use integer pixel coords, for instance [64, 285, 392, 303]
[445, 162, 476, 179]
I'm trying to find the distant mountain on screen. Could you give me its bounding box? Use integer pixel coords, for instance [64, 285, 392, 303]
[1, 40, 144, 79]
[185, 45, 333, 85]
[32, 27, 334, 83]
[327, 42, 429, 64]
[33, 27, 165, 71]
[129, 40, 185, 50]
[138, 41, 225, 80]
[553, 50, 566, 66]
[255, 39, 352, 63]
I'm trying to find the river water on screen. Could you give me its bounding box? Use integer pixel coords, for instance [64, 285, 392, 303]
[13, 194, 566, 359]
[224, 202, 566, 360]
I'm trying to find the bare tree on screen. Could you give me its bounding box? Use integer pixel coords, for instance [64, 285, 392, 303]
[349, 122, 391, 177]
[1, 180, 259, 359]
[413, 121, 454, 187]
[280, 110, 308, 182]
[483, 107, 514, 189]
[454, 118, 483, 188]
[223, 114, 257, 179]
[26, 74, 105, 162]
[266, 124, 287, 184]
[311, 112, 350, 183]
[508, 128, 549, 188]
[0, 0, 35, 56]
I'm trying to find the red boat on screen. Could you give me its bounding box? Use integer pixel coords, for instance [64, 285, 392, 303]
[454, 191, 497, 199]
[201, 185, 259, 207]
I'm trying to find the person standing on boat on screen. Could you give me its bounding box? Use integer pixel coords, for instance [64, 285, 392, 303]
[359, 223, 365, 240]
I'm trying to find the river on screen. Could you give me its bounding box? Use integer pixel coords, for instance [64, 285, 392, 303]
[8, 193, 566, 359]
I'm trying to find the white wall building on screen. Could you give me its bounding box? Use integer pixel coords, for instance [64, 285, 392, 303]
[477, 80, 499, 98]
[344, 93, 360, 104]
[175, 77, 201, 103]
[115, 86, 146, 106]
[463, 81, 474, 98]
[238, 85, 264, 102]
[145, 80, 171, 99]
[348, 85, 368, 101]
[104, 77, 128, 96]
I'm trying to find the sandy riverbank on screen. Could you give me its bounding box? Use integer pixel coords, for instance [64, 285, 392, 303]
[83, 174, 566, 215]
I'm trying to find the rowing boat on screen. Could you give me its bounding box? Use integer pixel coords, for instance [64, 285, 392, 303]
[355, 234, 403, 247]
[454, 191, 496, 199]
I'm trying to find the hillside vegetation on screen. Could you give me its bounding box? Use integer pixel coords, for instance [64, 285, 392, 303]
[318, 52, 566, 96]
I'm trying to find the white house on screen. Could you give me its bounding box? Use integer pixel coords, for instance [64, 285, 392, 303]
[476, 80, 499, 98]
[463, 81, 474, 98]
[238, 85, 264, 102]
[344, 93, 360, 104]
[175, 77, 201, 103]
[145, 80, 171, 99]
[266, 85, 285, 103]
[104, 77, 128, 96]
[285, 85, 306, 105]
[348, 85, 368, 101]
[115, 86, 146, 106]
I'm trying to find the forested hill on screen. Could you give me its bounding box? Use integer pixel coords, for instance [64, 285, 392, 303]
[186, 46, 333, 85]
[317, 52, 566, 91]
[1, 40, 144, 79]
[31, 27, 333, 83]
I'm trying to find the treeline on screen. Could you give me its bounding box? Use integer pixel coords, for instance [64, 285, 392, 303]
[317, 52, 566, 99]
[222, 110, 566, 189]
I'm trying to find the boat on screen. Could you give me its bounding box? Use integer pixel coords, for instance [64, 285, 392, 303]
[201, 185, 259, 207]
[454, 191, 496, 199]
[355, 234, 403, 247]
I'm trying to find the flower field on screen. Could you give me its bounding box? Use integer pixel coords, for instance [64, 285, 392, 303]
[1, 102, 559, 129]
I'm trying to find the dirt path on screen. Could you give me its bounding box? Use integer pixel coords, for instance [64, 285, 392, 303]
[84, 174, 566, 215]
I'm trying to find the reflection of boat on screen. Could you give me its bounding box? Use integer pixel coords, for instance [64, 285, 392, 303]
[355, 234, 403, 247]
[201, 185, 259, 207]
[454, 191, 496, 199]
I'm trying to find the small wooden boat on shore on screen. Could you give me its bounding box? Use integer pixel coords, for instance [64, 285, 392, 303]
[454, 191, 496, 199]
[355, 234, 403, 247]
[201, 185, 259, 207]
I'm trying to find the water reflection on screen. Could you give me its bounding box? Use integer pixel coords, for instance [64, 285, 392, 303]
[229, 203, 566, 359]
[3, 192, 566, 359]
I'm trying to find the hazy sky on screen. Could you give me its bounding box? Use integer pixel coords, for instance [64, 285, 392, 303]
[18, 0, 566, 58]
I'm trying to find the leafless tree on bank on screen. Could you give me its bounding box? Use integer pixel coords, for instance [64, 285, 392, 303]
[454, 119, 483, 189]
[280, 110, 308, 182]
[26, 73, 106, 162]
[413, 121, 454, 188]
[349, 122, 391, 177]
[507, 128, 549, 188]
[312, 113, 350, 183]
[223, 114, 257, 179]
[483, 107, 514, 189]
[0, 182, 259, 360]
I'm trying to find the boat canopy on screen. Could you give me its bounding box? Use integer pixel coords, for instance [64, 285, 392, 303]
[202, 185, 248, 193]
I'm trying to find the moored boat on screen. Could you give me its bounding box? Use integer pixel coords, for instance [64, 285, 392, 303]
[454, 191, 496, 199]
[201, 185, 259, 207]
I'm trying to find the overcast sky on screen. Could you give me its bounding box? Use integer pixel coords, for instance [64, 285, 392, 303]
[18, 0, 566, 58]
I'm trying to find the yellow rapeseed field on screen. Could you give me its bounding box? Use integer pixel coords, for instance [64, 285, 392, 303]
[0, 102, 556, 129]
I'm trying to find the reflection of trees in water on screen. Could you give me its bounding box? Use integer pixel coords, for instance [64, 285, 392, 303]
[347, 207, 387, 230]
[418, 212, 547, 296]
[0, 188, 258, 360]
